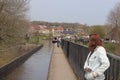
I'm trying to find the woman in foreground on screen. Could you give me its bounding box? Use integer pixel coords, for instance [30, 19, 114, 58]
[84, 34, 110, 80]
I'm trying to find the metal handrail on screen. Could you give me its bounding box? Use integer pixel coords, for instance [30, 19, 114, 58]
[61, 39, 120, 80]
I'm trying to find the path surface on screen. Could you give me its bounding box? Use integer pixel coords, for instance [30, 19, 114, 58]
[48, 45, 77, 80]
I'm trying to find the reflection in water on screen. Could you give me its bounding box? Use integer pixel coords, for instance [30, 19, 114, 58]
[4, 40, 53, 80]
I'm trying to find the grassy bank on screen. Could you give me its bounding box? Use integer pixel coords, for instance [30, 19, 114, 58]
[0, 43, 39, 67]
[104, 43, 116, 53]
[0, 34, 49, 67]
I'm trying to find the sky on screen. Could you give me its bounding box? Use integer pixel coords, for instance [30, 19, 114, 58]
[29, 0, 120, 26]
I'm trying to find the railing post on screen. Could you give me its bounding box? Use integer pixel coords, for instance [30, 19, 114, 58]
[66, 41, 69, 58]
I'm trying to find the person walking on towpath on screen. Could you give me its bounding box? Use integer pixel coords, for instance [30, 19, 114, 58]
[57, 37, 61, 47]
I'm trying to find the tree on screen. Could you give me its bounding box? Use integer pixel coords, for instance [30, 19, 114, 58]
[0, 0, 30, 46]
[90, 25, 106, 39]
[107, 3, 120, 55]
[107, 2, 120, 41]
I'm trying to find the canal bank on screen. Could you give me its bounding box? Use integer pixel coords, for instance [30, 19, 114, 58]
[4, 41, 53, 80]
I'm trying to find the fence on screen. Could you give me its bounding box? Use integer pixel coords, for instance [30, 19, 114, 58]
[61, 39, 120, 80]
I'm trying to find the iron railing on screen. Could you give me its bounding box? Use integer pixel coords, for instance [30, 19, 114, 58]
[61, 39, 120, 80]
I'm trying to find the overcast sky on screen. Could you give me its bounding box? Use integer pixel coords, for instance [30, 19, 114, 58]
[29, 0, 120, 26]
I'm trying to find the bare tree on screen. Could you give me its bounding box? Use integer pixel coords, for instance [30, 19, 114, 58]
[106, 2, 120, 55]
[0, 0, 30, 46]
[107, 2, 120, 41]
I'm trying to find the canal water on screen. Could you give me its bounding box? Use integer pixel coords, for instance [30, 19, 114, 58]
[4, 41, 53, 80]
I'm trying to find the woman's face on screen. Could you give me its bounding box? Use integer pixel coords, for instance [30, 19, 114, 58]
[88, 34, 102, 47]
[89, 36, 96, 47]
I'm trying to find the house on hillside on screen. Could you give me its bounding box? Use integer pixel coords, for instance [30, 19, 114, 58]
[29, 25, 50, 35]
[62, 28, 75, 39]
[29, 25, 40, 33]
[52, 26, 64, 37]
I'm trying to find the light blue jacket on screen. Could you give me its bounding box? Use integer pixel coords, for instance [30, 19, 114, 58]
[84, 46, 110, 80]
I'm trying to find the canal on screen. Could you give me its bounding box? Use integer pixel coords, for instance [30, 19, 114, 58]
[4, 41, 53, 80]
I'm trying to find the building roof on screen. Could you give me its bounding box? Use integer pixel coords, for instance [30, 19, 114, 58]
[57, 26, 64, 30]
[63, 30, 75, 34]
[31, 26, 40, 30]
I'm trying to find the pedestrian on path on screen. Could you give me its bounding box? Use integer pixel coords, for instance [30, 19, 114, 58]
[84, 34, 110, 80]
[52, 37, 57, 46]
[57, 37, 61, 47]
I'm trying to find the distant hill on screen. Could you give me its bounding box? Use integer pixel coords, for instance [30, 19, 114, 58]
[31, 21, 85, 29]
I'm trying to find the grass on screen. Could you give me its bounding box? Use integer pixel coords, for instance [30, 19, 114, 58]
[29, 35, 48, 44]
[0, 43, 38, 67]
[104, 43, 116, 53]
[0, 35, 49, 67]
